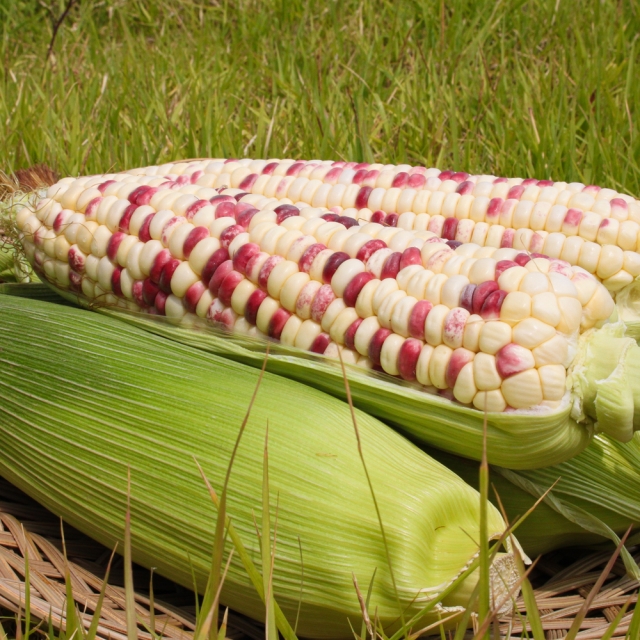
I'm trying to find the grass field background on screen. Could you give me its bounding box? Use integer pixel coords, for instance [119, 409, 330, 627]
[2, 0, 639, 195]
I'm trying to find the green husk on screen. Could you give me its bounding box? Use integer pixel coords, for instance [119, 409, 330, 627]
[0, 282, 69, 302]
[613, 278, 640, 341]
[0, 294, 515, 639]
[428, 434, 640, 578]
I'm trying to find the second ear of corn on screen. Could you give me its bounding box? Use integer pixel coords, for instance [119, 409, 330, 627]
[10, 164, 640, 469]
[428, 433, 640, 576]
[0, 293, 517, 638]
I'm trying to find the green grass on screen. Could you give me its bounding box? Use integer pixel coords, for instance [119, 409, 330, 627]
[1, 0, 639, 195]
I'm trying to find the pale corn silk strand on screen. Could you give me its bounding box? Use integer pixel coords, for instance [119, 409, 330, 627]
[0, 294, 513, 639]
[12, 159, 640, 468]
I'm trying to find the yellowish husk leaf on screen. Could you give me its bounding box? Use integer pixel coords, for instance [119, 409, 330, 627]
[429, 433, 640, 579]
[0, 294, 514, 638]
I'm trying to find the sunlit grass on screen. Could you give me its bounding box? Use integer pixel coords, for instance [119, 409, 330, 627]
[1, 0, 639, 195]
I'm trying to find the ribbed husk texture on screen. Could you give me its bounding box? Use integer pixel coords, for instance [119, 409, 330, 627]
[0, 294, 512, 638]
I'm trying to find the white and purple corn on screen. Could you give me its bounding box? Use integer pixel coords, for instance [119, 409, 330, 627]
[16, 168, 616, 414]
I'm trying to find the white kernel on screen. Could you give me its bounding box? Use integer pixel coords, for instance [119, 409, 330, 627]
[532, 334, 570, 367]
[97, 256, 115, 291]
[354, 316, 381, 356]
[538, 364, 567, 401]
[280, 315, 303, 347]
[355, 279, 380, 318]
[513, 318, 556, 348]
[556, 296, 583, 334]
[429, 344, 453, 389]
[425, 304, 449, 346]
[416, 344, 435, 386]
[267, 260, 299, 300]
[501, 368, 543, 408]
[380, 333, 405, 376]
[329, 307, 360, 344]
[473, 389, 507, 413]
[478, 321, 512, 355]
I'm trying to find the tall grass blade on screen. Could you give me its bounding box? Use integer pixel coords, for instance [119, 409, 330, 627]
[217, 609, 228, 640]
[358, 569, 377, 640]
[407, 612, 460, 640]
[196, 467, 299, 640]
[196, 549, 235, 640]
[60, 522, 81, 640]
[124, 468, 137, 640]
[353, 574, 373, 639]
[437, 612, 447, 640]
[389, 558, 481, 640]
[473, 558, 540, 639]
[625, 594, 640, 640]
[262, 426, 278, 640]
[47, 611, 54, 640]
[15, 586, 23, 640]
[600, 597, 632, 640]
[338, 352, 405, 630]
[85, 547, 117, 640]
[478, 414, 490, 640]
[453, 581, 480, 640]
[492, 491, 544, 640]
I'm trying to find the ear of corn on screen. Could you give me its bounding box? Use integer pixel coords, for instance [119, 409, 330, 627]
[11, 167, 640, 467]
[0, 293, 516, 638]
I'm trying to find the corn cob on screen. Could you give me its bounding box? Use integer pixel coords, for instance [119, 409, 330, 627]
[0, 293, 516, 637]
[102, 159, 640, 296]
[16, 175, 615, 413]
[11, 169, 640, 468]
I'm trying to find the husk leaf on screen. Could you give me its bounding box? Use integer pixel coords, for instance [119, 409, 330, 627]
[0, 294, 513, 639]
[428, 433, 640, 578]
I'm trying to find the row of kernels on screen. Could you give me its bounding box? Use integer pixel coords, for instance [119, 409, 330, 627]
[183, 159, 638, 216]
[441, 220, 640, 293]
[262, 176, 636, 241]
[67, 161, 640, 224]
[208, 162, 640, 221]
